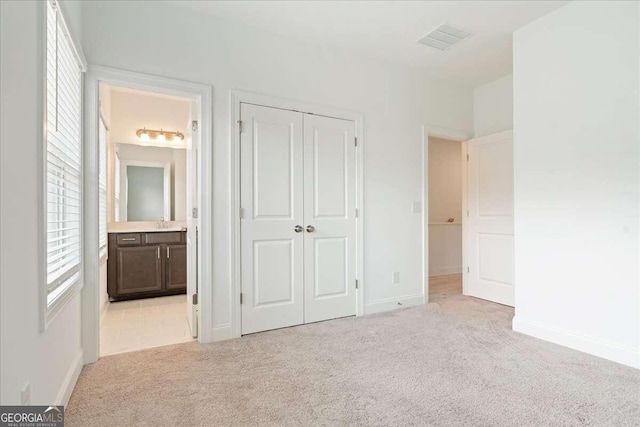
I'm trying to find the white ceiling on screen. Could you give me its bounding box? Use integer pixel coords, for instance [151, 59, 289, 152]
[168, 0, 568, 87]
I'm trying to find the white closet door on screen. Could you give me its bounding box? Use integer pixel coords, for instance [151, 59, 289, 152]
[466, 130, 514, 306]
[240, 104, 304, 334]
[303, 114, 357, 323]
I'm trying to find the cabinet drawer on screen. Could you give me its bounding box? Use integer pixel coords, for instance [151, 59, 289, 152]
[116, 233, 141, 245]
[144, 232, 182, 244]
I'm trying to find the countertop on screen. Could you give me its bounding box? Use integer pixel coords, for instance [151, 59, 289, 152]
[108, 228, 187, 234]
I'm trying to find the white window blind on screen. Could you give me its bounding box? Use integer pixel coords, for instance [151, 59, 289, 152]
[99, 117, 108, 253]
[46, 0, 83, 304]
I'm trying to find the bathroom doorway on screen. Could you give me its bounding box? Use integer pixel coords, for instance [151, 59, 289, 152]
[82, 67, 213, 362]
[97, 84, 196, 356]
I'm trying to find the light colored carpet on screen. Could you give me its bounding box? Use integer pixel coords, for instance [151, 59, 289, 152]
[67, 296, 640, 426]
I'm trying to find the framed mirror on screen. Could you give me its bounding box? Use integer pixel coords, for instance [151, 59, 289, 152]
[120, 160, 171, 221]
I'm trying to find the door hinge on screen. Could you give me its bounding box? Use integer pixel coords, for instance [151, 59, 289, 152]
[238, 120, 243, 133]
[192, 207, 199, 219]
[467, 266, 470, 273]
[192, 293, 198, 305]
[240, 293, 244, 304]
[192, 120, 199, 132]
[354, 137, 358, 147]
[467, 154, 469, 161]
[239, 207, 244, 219]
[355, 279, 359, 289]
[355, 208, 359, 218]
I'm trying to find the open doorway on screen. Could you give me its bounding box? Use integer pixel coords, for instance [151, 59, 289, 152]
[427, 136, 464, 302]
[97, 84, 197, 356]
[82, 66, 213, 364]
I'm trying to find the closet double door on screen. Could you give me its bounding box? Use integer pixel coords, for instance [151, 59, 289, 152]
[240, 103, 357, 335]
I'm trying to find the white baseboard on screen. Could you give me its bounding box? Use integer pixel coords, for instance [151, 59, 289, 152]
[55, 349, 84, 406]
[513, 316, 639, 369]
[429, 266, 462, 277]
[365, 293, 425, 315]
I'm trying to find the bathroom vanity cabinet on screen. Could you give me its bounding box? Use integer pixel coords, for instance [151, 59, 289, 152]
[107, 231, 187, 300]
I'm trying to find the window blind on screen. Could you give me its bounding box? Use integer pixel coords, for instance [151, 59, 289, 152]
[46, 0, 83, 302]
[99, 117, 107, 252]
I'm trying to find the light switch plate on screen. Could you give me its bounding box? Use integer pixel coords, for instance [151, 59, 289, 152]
[411, 201, 422, 213]
[392, 271, 400, 284]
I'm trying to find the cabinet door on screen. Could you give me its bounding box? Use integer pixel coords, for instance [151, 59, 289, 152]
[165, 244, 187, 290]
[116, 246, 163, 295]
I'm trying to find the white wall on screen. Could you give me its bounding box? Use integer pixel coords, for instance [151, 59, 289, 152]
[108, 89, 189, 223]
[513, 0, 640, 368]
[109, 90, 191, 147]
[81, 1, 473, 327]
[473, 74, 513, 137]
[428, 138, 462, 222]
[429, 225, 462, 277]
[428, 137, 462, 276]
[1, 1, 84, 404]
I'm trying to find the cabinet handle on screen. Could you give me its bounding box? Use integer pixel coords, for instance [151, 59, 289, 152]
[167, 247, 170, 259]
[121, 238, 137, 241]
[157, 247, 160, 259]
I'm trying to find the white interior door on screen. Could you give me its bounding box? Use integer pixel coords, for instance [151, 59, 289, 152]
[466, 130, 514, 306]
[186, 101, 199, 337]
[240, 104, 305, 334]
[303, 114, 357, 323]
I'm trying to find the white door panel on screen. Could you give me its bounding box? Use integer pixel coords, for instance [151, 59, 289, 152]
[241, 104, 304, 334]
[466, 131, 514, 306]
[253, 239, 295, 306]
[303, 114, 357, 323]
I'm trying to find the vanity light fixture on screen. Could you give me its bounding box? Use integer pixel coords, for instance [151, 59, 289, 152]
[138, 128, 150, 142]
[156, 130, 166, 143]
[135, 128, 184, 143]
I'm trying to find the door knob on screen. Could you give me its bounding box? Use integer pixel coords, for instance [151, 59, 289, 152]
[294, 225, 303, 233]
[306, 225, 315, 233]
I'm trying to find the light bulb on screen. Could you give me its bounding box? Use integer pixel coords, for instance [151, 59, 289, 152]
[157, 131, 166, 142]
[139, 129, 150, 142]
[173, 134, 183, 143]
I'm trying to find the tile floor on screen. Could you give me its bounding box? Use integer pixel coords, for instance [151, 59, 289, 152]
[100, 295, 194, 356]
[428, 273, 462, 302]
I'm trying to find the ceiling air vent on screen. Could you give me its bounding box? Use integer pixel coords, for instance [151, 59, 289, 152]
[417, 24, 471, 51]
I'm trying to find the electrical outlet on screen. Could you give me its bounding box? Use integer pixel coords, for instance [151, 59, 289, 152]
[21, 382, 30, 405]
[392, 271, 400, 284]
[411, 201, 422, 214]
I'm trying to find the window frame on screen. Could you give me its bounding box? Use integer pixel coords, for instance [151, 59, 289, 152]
[98, 115, 108, 259]
[40, 0, 87, 330]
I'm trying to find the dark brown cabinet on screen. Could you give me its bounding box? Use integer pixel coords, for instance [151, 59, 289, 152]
[108, 231, 187, 300]
[165, 245, 187, 290]
[116, 246, 163, 295]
